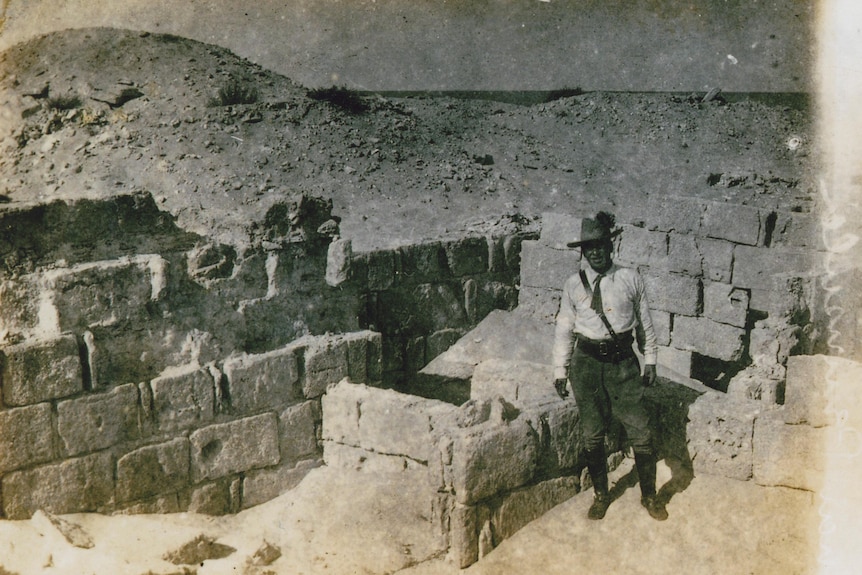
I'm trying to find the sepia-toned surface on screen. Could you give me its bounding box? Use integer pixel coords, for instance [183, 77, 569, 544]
[0, 1, 860, 574]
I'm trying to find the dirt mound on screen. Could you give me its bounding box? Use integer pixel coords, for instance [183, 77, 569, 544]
[0, 28, 815, 251]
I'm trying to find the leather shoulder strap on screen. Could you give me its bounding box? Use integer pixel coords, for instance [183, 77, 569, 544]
[578, 270, 620, 343]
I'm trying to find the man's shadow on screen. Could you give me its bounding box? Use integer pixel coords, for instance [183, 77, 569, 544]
[607, 377, 700, 507]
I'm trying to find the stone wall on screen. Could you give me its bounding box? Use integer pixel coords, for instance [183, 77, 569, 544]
[519, 204, 830, 395]
[0, 192, 530, 519]
[685, 354, 862, 491]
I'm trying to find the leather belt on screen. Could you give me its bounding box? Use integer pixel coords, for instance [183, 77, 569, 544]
[577, 331, 635, 363]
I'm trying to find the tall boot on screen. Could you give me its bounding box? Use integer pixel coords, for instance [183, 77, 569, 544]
[635, 452, 667, 521]
[585, 446, 610, 520]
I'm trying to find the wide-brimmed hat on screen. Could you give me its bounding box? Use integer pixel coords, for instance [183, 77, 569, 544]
[566, 213, 622, 248]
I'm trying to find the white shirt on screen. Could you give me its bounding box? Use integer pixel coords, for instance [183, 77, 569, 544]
[552, 262, 658, 379]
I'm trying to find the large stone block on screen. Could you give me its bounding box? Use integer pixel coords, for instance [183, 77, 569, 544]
[357, 388, 451, 463]
[303, 335, 349, 398]
[519, 241, 581, 290]
[86, 325, 222, 388]
[0, 402, 54, 473]
[411, 283, 469, 333]
[703, 282, 750, 328]
[0, 277, 41, 336]
[116, 437, 189, 503]
[642, 272, 701, 316]
[279, 401, 320, 463]
[150, 365, 216, 432]
[188, 479, 236, 515]
[397, 241, 449, 283]
[361, 249, 396, 291]
[44, 255, 166, 332]
[490, 476, 580, 542]
[731, 245, 821, 290]
[116, 493, 181, 515]
[451, 418, 539, 504]
[189, 413, 280, 482]
[322, 441, 427, 473]
[444, 236, 489, 277]
[697, 237, 735, 283]
[686, 393, 763, 481]
[470, 359, 557, 407]
[325, 238, 352, 287]
[342, 330, 382, 384]
[753, 411, 826, 491]
[644, 196, 705, 235]
[528, 402, 581, 473]
[223, 346, 300, 414]
[241, 459, 323, 509]
[701, 201, 763, 246]
[426, 329, 464, 363]
[771, 211, 823, 249]
[57, 383, 140, 456]
[663, 233, 702, 276]
[616, 226, 667, 268]
[1, 334, 83, 406]
[657, 346, 693, 378]
[784, 355, 862, 428]
[321, 380, 365, 444]
[449, 502, 480, 569]
[671, 315, 746, 362]
[516, 286, 561, 325]
[1, 451, 114, 519]
[539, 212, 583, 250]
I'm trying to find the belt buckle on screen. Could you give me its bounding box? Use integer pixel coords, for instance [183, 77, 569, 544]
[598, 341, 610, 356]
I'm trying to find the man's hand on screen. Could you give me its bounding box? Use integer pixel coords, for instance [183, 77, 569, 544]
[642, 364, 657, 387]
[554, 378, 569, 399]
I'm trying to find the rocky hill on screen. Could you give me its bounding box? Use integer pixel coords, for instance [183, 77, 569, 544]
[0, 28, 816, 252]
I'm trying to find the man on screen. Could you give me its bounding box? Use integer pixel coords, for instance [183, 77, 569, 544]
[552, 211, 667, 521]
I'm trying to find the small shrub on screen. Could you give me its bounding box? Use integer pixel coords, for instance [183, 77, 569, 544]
[46, 95, 82, 110]
[306, 86, 368, 114]
[210, 78, 259, 107]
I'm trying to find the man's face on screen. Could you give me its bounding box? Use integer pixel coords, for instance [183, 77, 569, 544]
[582, 240, 613, 273]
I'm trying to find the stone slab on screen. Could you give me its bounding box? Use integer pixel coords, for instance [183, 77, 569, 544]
[470, 359, 557, 407]
[150, 365, 216, 432]
[45, 255, 165, 331]
[516, 286, 561, 325]
[1, 334, 83, 406]
[2, 451, 114, 519]
[0, 402, 54, 473]
[189, 413, 280, 483]
[279, 400, 320, 463]
[223, 346, 300, 414]
[671, 315, 746, 362]
[701, 201, 763, 246]
[451, 417, 539, 505]
[686, 393, 763, 481]
[241, 459, 323, 509]
[490, 476, 580, 542]
[616, 226, 667, 268]
[731, 245, 821, 290]
[116, 437, 190, 503]
[57, 383, 140, 456]
[753, 410, 826, 492]
[519, 240, 581, 291]
[642, 272, 700, 316]
[702, 282, 749, 328]
[421, 310, 554, 379]
[444, 236, 489, 277]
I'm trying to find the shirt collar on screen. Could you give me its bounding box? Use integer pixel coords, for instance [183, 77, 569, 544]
[582, 262, 618, 283]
